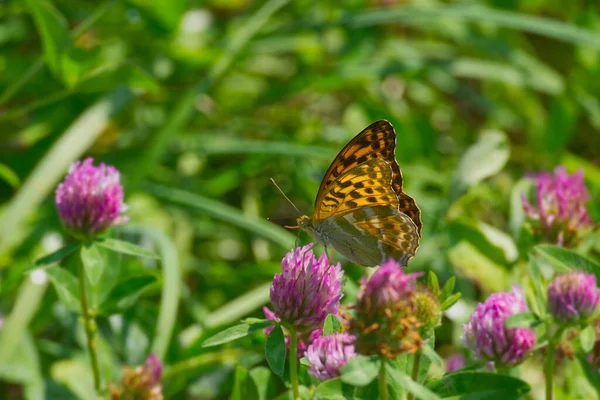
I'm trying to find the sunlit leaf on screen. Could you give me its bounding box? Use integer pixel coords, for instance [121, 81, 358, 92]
[451, 130, 509, 199]
[96, 238, 159, 259]
[580, 325, 596, 354]
[323, 314, 344, 336]
[202, 320, 274, 347]
[341, 356, 380, 387]
[30, 241, 80, 270]
[46, 266, 80, 312]
[505, 312, 540, 329]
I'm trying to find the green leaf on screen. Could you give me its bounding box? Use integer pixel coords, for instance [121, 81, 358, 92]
[386, 364, 442, 400]
[30, 241, 80, 270]
[202, 320, 274, 347]
[448, 241, 507, 293]
[24, 0, 69, 79]
[447, 217, 517, 265]
[249, 366, 273, 400]
[341, 356, 380, 387]
[422, 344, 443, 368]
[313, 378, 350, 400]
[100, 275, 157, 313]
[50, 359, 95, 400]
[440, 276, 456, 303]
[534, 244, 600, 280]
[96, 238, 159, 259]
[323, 314, 344, 336]
[441, 293, 462, 311]
[87, 243, 121, 308]
[580, 325, 596, 353]
[527, 255, 546, 313]
[46, 266, 80, 312]
[426, 372, 531, 398]
[232, 365, 260, 400]
[578, 353, 600, 393]
[80, 244, 104, 286]
[0, 163, 20, 188]
[451, 130, 509, 199]
[505, 312, 540, 329]
[265, 325, 286, 377]
[428, 271, 440, 294]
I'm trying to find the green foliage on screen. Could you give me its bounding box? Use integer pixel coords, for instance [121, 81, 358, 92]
[323, 314, 345, 336]
[265, 325, 286, 377]
[427, 372, 531, 399]
[202, 320, 274, 348]
[341, 356, 380, 387]
[1, 0, 600, 398]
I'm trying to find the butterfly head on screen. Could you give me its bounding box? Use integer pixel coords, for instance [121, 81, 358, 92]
[297, 215, 311, 231]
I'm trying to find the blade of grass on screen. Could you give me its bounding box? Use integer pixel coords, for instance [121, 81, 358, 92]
[176, 135, 335, 160]
[344, 5, 600, 50]
[204, 282, 272, 329]
[0, 271, 49, 368]
[128, 0, 291, 191]
[162, 349, 242, 380]
[0, 87, 134, 256]
[144, 183, 296, 249]
[122, 225, 181, 360]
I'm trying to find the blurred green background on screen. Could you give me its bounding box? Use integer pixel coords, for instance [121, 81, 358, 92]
[0, 0, 599, 398]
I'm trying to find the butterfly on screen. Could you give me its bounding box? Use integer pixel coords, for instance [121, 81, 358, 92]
[296, 120, 421, 267]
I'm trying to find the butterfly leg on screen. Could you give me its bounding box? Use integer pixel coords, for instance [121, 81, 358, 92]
[324, 246, 335, 262]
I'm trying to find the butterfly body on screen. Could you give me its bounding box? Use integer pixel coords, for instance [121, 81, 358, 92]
[297, 120, 421, 267]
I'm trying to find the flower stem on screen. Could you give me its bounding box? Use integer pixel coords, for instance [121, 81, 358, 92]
[378, 359, 388, 400]
[545, 341, 556, 400]
[289, 329, 300, 400]
[545, 327, 564, 400]
[78, 259, 101, 392]
[407, 351, 422, 400]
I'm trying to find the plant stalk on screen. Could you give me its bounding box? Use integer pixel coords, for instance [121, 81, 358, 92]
[545, 340, 556, 400]
[545, 327, 564, 400]
[289, 329, 300, 400]
[78, 259, 101, 392]
[379, 359, 388, 400]
[407, 351, 422, 400]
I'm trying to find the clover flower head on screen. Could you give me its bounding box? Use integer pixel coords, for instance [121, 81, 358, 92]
[521, 166, 594, 247]
[463, 286, 536, 367]
[548, 271, 600, 324]
[305, 333, 357, 381]
[55, 158, 128, 239]
[269, 244, 343, 333]
[110, 354, 163, 400]
[351, 258, 422, 358]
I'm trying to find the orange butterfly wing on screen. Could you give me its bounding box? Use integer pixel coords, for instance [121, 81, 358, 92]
[314, 120, 421, 234]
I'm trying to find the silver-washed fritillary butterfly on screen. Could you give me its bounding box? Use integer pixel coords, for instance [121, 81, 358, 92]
[297, 120, 421, 267]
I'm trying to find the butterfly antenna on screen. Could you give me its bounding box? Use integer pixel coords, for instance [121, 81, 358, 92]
[269, 178, 301, 215]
